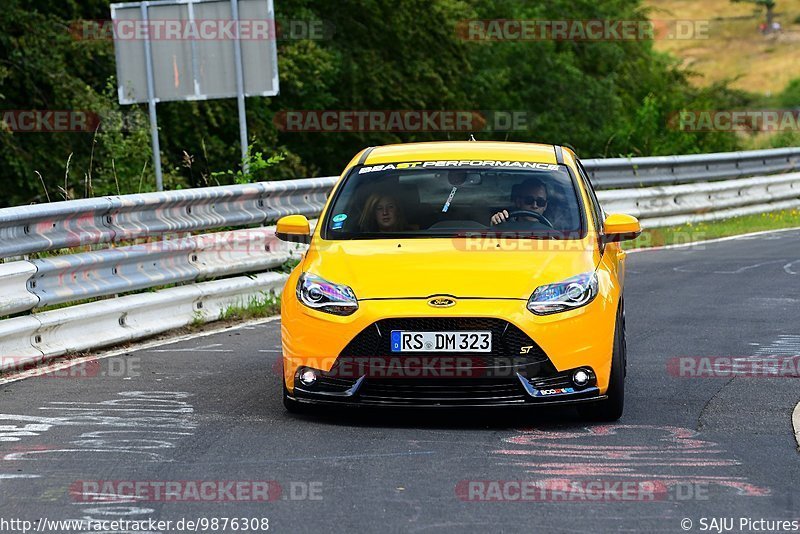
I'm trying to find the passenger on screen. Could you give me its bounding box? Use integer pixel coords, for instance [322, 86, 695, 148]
[359, 193, 408, 232]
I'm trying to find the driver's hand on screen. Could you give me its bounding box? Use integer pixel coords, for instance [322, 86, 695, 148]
[490, 210, 509, 225]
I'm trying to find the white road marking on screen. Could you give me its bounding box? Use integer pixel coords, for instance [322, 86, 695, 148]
[274, 451, 436, 462]
[147, 348, 233, 353]
[0, 316, 280, 386]
[77, 430, 194, 438]
[79, 492, 145, 501]
[673, 259, 788, 274]
[784, 259, 800, 275]
[755, 335, 800, 356]
[713, 259, 790, 274]
[6, 448, 172, 463]
[147, 342, 232, 353]
[38, 407, 193, 413]
[1, 392, 196, 463]
[626, 225, 800, 253]
[0, 415, 59, 442]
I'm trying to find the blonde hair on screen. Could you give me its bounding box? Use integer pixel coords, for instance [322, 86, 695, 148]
[359, 193, 406, 232]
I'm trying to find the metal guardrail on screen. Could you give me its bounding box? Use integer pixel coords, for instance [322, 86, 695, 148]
[597, 173, 800, 228]
[583, 147, 800, 188]
[0, 272, 287, 371]
[26, 228, 289, 309]
[0, 177, 336, 259]
[0, 263, 38, 315]
[0, 147, 798, 373]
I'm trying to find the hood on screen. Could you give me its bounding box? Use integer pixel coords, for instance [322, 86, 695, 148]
[302, 238, 600, 300]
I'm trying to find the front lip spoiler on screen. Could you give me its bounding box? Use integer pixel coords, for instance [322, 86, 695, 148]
[515, 373, 599, 399]
[294, 376, 366, 398]
[285, 393, 607, 409]
[291, 374, 604, 408]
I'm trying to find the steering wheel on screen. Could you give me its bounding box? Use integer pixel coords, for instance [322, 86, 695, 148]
[506, 210, 554, 228]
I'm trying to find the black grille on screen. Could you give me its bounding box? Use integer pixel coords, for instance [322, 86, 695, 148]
[338, 318, 551, 373]
[291, 318, 578, 406]
[294, 365, 601, 406]
[356, 378, 528, 406]
[525, 368, 597, 395]
[312, 375, 359, 393]
[529, 374, 575, 389]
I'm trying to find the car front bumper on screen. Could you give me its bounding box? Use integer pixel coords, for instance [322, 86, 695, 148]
[281, 269, 619, 404]
[288, 372, 605, 408]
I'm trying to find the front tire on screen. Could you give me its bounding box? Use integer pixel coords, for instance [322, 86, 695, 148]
[578, 301, 626, 421]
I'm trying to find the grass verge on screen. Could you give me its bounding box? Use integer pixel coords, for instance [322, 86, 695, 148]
[218, 291, 281, 322]
[643, 0, 800, 94]
[622, 208, 800, 249]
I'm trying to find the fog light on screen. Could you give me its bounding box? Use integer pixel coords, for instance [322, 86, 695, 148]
[299, 369, 318, 387]
[572, 369, 591, 387]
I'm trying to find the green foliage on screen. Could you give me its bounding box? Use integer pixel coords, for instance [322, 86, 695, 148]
[778, 78, 800, 108]
[279, 257, 302, 274]
[0, 0, 796, 208]
[622, 208, 800, 249]
[211, 143, 287, 185]
[220, 291, 281, 321]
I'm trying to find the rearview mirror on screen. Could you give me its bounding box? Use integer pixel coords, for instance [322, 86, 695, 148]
[602, 213, 641, 243]
[276, 215, 311, 244]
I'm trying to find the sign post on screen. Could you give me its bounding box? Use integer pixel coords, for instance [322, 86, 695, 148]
[139, 2, 163, 191]
[230, 0, 249, 172]
[110, 0, 280, 190]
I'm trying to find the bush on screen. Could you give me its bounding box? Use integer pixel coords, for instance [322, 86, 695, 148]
[778, 78, 800, 108]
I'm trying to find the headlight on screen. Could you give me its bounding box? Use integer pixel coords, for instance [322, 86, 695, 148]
[527, 272, 598, 315]
[296, 273, 358, 316]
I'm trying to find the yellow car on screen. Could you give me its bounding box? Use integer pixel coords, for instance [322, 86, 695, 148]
[276, 141, 641, 420]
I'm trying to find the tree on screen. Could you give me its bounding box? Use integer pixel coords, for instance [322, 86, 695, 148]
[0, 0, 769, 206]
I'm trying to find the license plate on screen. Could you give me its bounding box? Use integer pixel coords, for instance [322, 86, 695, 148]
[390, 331, 492, 353]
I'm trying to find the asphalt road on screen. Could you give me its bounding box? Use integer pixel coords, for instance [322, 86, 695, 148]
[1, 229, 799, 534]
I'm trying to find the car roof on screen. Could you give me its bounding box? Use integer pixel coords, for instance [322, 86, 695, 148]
[358, 141, 560, 166]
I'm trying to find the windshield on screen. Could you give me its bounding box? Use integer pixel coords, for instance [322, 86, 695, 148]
[322, 162, 586, 240]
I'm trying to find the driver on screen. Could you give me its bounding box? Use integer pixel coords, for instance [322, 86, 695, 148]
[490, 177, 549, 225]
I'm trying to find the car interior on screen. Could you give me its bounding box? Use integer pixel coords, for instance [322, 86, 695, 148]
[330, 169, 581, 235]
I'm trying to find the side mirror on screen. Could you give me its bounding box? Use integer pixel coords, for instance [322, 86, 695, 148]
[602, 213, 641, 243]
[276, 215, 311, 244]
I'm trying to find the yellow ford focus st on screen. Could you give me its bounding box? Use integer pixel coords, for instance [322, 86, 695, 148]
[276, 141, 641, 421]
